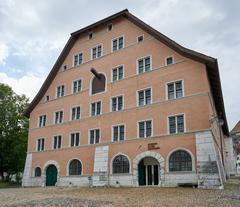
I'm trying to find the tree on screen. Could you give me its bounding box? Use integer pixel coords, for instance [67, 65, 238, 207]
[0, 83, 29, 181]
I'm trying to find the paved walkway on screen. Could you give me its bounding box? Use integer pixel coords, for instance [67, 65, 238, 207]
[0, 179, 240, 207]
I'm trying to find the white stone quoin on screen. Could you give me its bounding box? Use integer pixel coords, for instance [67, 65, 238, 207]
[22, 153, 32, 187]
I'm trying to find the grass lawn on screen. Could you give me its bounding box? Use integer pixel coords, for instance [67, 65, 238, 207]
[0, 181, 20, 188]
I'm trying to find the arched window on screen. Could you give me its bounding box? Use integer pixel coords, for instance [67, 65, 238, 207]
[169, 150, 192, 172]
[91, 74, 106, 95]
[113, 155, 130, 174]
[69, 159, 82, 176]
[35, 167, 41, 177]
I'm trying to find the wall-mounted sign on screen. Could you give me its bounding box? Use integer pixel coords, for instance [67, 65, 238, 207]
[148, 143, 160, 150]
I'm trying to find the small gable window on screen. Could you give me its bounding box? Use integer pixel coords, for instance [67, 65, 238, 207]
[91, 74, 106, 95]
[166, 56, 174, 65]
[108, 23, 113, 31]
[137, 35, 144, 43]
[88, 32, 93, 40]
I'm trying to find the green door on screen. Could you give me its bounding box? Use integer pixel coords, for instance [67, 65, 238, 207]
[46, 165, 57, 186]
[138, 159, 146, 186]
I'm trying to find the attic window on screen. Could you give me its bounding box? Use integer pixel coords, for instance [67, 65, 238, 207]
[45, 96, 49, 101]
[166, 56, 174, 65]
[63, 65, 68, 70]
[137, 35, 144, 43]
[108, 23, 113, 31]
[88, 32, 93, 40]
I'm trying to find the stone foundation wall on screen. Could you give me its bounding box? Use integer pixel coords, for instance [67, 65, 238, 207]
[164, 172, 197, 187]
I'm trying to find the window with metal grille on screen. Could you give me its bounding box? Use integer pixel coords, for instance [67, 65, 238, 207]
[167, 81, 183, 100]
[169, 150, 192, 172]
[138, 88, 151, 106]
[112, 155, 130, 174]
[112, 36, 124, 52]
[34, 167, 41, 177]
[138, 56, 151, 74]
[168, 114, 185, 134]
[69, 159, 82, 175]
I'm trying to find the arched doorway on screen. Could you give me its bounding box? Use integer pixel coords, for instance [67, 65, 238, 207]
[138, 157, 159, 186]
[46, 165, 58, 186]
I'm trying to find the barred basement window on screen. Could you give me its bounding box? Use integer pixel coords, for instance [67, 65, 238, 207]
[69, 159, 82, 176]
[169, 150, 192, 172]
[34, 167, 41, 177]
[112, 155, 130, 174]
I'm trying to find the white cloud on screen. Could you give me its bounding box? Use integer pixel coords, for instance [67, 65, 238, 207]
[0, 42, 9, 64]
[0, 72, 44, 100]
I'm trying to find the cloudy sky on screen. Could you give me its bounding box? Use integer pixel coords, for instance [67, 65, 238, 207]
[0, 0, 239, 130]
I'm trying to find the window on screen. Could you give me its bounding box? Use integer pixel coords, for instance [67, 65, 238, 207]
[70, 132, 80, 147]
[111, 96, 123, 111]
[138, 88, 151, 106]
[168, 114, 185, 134]
[137, 35, 144, 42]
[69, 159, 82, 175]
[112, 155, 130, 174]
[166, 56, 174, 65]
[138, 120, 152, 138]
[63, 64, 68, 70]
[38, 115, 46, 128]
[73, 53, 83, 66]
[89, 129, 100, 144]
[91, 74, 106, 94]
[169, 150, 192, 172]
[34, 167, 41, 177]
[71, 106, 80, 120]
[112, 36, 124, 52]
[45, 95, 49, 101]
[56, 85, 64, 98]
[112, 65, 124, 81]
[36, 138, 44, 151]
[72, 79, 82, 93]
[91, 101, 101, 116]
[54, 111, 63, 124]
[138, 56, 151, 74]
[88, 32, 93, 40]
[108, 23, 112, 31]
[112, 125, 125, 141]
[167, 80, 183, 100]
[92, 45, 102, 59]
[53, 135, 62, 149]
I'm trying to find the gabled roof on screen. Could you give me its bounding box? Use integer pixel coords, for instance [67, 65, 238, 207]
[24, 9, 229, 135]
[231, 121, 240, 135]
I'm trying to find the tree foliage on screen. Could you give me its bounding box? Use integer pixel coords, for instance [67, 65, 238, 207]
[0, 83, 29, 180]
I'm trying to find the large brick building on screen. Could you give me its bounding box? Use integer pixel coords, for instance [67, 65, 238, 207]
[22, 9, 229, 189]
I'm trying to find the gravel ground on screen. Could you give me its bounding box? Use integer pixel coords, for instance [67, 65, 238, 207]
[0, 179, 240, 207]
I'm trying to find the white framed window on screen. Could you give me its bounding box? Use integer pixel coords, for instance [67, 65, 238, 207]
[56, 85, 64, 98]
[92, 45, 102, 59]
[112, 124, 125, 142]
[70, 132, 80, 147]
[138, 120, 152, 138]
[111, 95, 123, 112]
[107, 23, 113, 31]
[91, 101, 101, 116]
[89, 129, 100, 144]
[168, 114, 185, 134]
[137, 35, 144, 43]
[45, 95, 50, 102]
[54, 110, 63, 124]
[165, 56, 174, 66]
[36, 138, 44, 151]
[73, 53, 83, 66]
[72, 79, 82, 93]
[167, 80, 183, 100]
[112, 65, 124, 81]
[112, 36, 124, 52]
[38, 115, 46, 128]
[71, 106, 80, 120]
[137, 56, 151, 74]
[138, 88, 152, 106]
[88, 32, 93, 40]
[53, 135, 62, 149]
